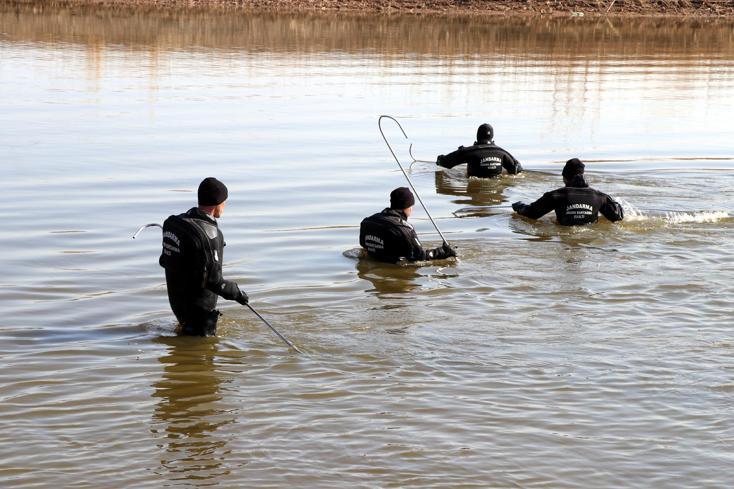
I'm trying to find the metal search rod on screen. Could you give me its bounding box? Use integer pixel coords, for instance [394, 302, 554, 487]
[406, 132, 556, 176]
[246, 304, 302, 354]
[378, 115, 449, 246]
[131, 222, 301, 352]
[408, 144, 436, 165]
[132, 223, 163, 239]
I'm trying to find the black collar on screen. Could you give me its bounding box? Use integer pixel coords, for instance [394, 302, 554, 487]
[187, 207, 218, 224]
[565, 175, 589, 188]
[382, 208, 408, 220]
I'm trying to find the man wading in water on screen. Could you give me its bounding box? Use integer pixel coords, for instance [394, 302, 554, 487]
[359, 187, 456, 263]
[159, 177, 249, 336]
[436, 123, 523, 178]
[512, 158, 624, 226]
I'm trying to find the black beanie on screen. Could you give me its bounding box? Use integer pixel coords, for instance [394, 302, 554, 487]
[562, 158, 585, 179]
[476, 123, 494, 143]
[198, 177, 228, 206]
[390, 187, 415, 210]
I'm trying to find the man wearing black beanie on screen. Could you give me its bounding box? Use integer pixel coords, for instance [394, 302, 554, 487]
[159, 177, 249, 336]
[436, 123, 523, 178]
[512, 158, 624, 226]
[359, 187, 456, 263]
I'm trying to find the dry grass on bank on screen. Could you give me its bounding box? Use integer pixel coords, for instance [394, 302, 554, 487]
[3, 0, 733, 17]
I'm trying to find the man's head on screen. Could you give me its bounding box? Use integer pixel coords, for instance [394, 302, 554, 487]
[390, 187, 415, 217]
[562, 158, 585, 185]
[476, 123, 494, 144]
[198, 177, 228, 218]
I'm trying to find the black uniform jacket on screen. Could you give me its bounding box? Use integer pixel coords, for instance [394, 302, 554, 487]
[515, 178, 624, 226]
[159, 207, 240, 320]
[359, 208, 446, 263]
[438, 141, 523, 178]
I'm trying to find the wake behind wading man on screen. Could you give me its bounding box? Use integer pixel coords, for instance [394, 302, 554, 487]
[159, 177, 248, 336]
[359, 187, 456, 263]
[436, 123, 523, 178]
[512, 158, 624, 226]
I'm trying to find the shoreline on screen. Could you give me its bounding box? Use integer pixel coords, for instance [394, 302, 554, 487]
[4, 0, 734, 18]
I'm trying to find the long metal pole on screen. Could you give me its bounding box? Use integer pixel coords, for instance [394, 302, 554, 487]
[408, 144, 436, 165]
[406, 132, 556, 176]
[246, 304, 302, 354]
[131, 223, 302, 353]
[132, 223, 163, 239]
[378, 115, 449, 246]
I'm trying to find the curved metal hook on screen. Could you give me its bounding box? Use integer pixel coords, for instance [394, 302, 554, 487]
[378, 115, 448, 246]
[408, 143, 418, 169]
[378, 115, 409, 166]
[132, 223, 162, 239]
[378, 116, 433, 169]
[378, 114, 408, 139]
[409, 141, 439, 166]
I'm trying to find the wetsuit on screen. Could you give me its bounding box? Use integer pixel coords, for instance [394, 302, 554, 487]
[359, 208, 453, 263]
[513, 177, 624, 226]
[159, 207, 244, 335]
[438, 142, 523, 178]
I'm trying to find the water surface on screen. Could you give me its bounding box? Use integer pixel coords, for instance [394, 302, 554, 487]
[1, 6, 733, 488]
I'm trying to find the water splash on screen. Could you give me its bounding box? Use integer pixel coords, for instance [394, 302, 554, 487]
[342, 247, 365, 260]
[620, 199, 731, 224]
[619, 200, 646, 221]
[343, 247, 456, 267]
[663, 210, 731, 224]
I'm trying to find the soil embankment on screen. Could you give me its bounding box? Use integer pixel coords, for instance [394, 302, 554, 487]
[3, 0, 733, 17]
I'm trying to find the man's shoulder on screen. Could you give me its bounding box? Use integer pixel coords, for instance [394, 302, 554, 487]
[564, 186, 613, 202]
[362, 209, 411, 229]
[541, 187, 568, 199]
[467, 142, 507, 155]
[567, 185, 600, 194]
[164, 211, 195, 230]
[361, 210, 387, 224]
[484, 144, 513, 156]
[589, 187, 616, 200]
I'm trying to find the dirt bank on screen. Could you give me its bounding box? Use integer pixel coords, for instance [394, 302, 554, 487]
[4, 0, 734, 17]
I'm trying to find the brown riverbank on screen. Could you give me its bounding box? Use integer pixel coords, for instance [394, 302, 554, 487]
[4, 0, 734, 17]
[4, 3, 732, 56]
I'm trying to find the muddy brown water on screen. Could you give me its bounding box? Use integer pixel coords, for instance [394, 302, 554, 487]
[1, 6, 733, 488]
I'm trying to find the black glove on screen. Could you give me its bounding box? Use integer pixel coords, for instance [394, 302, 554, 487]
[432, 242, 456, 259]
[442, 242, 457, 258]
[515, 161, 523, 173]
[436, 155, 444, 165]
[236, 288, 249, 305]
[512, 201, 525, 212]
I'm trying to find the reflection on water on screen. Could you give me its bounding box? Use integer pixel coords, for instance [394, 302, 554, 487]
[3, 4, 734, 58]
[356, 257, 422, 296]
[151, 336, 233, 483]
[2, 3, 734, 488]
[435, 169, 519, 207]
